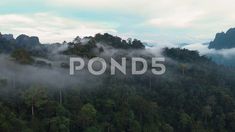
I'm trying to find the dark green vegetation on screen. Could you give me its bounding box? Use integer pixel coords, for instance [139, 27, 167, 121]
[94, 33, 145, 49]
[11, 49, 34, 64]
[1, 33, 235, 132]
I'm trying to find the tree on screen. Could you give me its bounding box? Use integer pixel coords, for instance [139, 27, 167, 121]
[43, 104, 70, 132]
[179, 112, 192, 131]
[49, 116, 70, 132]
[226, 112, 235, 131]
[85, 126, 102, 132]
[179, 63, 187, 75]
[0, 103, 26, 132]
[132, 39, 145, 49]
[22, 85, 48, 118]
[129, 120, 141, 132]
[161, 123, 174, 132]
[202, 105, 213, 125]
[79, 103, 97, 128]
[11, 49, 34, 64]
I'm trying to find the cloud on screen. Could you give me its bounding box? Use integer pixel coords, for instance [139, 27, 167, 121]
[183, 43, 213, 55]
[183, 43, 235, 59]
[47, 0, 150, 13]
[147, 11, 204, 28]
[1, 0, 235, 43]
[46, 0, 204, 15]
[46, 0, 235, 43]
[0, 13, 117, 43]
[47, 0, 235, 21]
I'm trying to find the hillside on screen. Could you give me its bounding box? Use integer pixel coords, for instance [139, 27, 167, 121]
[1, 33, 235, 132]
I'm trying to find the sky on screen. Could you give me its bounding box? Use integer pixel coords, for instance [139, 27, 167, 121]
[0, 0, 235, 44]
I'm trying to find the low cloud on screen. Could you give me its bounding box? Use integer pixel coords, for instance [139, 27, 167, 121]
[0, 54, 103, 88]
[183, 43, 235, 59]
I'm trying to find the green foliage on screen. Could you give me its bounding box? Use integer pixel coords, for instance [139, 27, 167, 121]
[63, 33, 145, 57]
[85, 126, 102, 132]
[161, 123, 174, 132]
[22, 85, 48, 117]
[179, 112, 192, 131]
[95, 33, 145, 49]
[163, 47, 210, 63]
[49, 116, 70, 132]
[23, 86, 48, 108]
[81, 104, 97, 119]
[63, 38, 97, 58]
[226, 112, 235, 131]
[79, 103, 97, 128]
[11, 49, 34, 64]
[0, 103, 27, 132]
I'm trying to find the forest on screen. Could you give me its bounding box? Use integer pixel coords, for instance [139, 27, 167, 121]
[1, 33, 235, 132]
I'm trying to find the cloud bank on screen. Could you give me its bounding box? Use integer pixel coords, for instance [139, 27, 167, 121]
[183, 43, 235, 59]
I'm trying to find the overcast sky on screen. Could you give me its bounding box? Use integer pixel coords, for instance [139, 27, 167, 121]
[0, 0, 235, 44]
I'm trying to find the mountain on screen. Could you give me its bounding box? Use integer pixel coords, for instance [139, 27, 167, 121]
[177, 43, 189, 47]
[203, 28, 235, 66]
[2, 34, 14, 41]
[209, 28, 235, 49]
[0, 33, 41, 45]
[0, 33, 48, 56]
[16, 34, 40, 46]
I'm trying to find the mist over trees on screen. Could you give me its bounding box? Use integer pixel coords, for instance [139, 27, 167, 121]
[1, 32, 235, 132]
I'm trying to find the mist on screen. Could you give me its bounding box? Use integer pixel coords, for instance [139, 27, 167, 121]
[0, 54, 103, 89]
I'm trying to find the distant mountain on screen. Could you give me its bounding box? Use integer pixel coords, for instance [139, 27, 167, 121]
[0, 33, 47, 56]
[209, 28, 235, 49]
[203, 28, 235, 66]
[0, 32, 145, 57]
[16, 34, 40, 46]
[2, 34, 14, 41]
[177, 43, 189, 47]
[143, 43, 154, 48]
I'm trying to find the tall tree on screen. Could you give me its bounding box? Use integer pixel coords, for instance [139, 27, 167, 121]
[22, 85, 48, 118]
